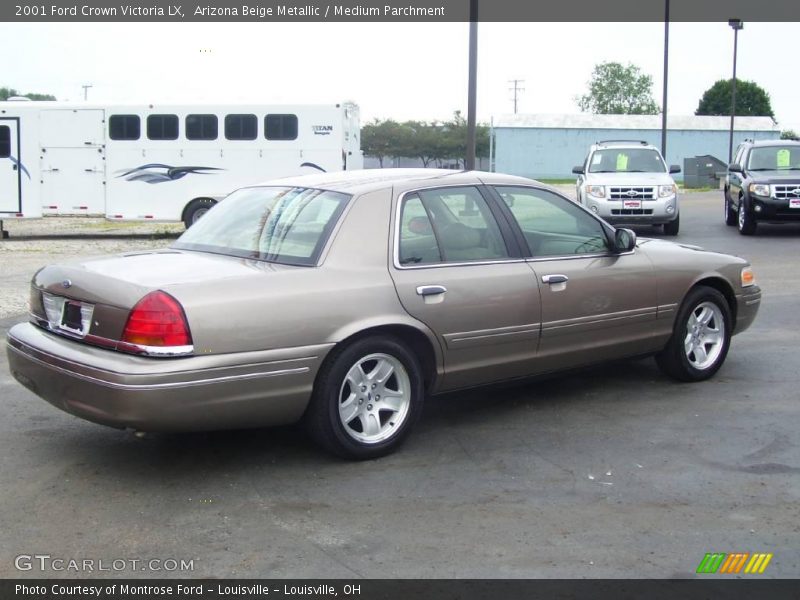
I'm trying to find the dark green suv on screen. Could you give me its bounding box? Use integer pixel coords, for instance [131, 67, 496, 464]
[725, 140, 800, 235]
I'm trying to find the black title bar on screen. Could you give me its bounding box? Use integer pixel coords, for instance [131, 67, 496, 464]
[3, 0, 799, 22]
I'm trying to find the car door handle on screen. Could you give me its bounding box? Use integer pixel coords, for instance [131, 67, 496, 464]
[541, 274, 569, 284]
[416, 285, 447, 296]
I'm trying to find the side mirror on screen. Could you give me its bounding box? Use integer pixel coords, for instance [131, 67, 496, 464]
[614, 228, 637, 253]
[728, 163, 743, 173]
[669, 165, 681, 174]
[572, 166, 585, 175]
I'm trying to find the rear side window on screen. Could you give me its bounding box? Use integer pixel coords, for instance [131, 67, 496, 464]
[265, 114, 298, 140]
[185, 114, 218, 140]
[398, 186, 509, 265]
[0, 126, 10, 157]
[225, 114, 257, 140]
[147, 114, 179, 140]
[109, 115, 140, 140]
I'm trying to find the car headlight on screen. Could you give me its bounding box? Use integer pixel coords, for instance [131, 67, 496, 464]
[741, 266, 756, 288]
[749, 183, 770, 197]
[659, 184, 677, 198]
[587, 185, 605, 198]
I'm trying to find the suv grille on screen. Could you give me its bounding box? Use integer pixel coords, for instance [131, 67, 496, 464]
[611, 209, 654, 216]
[609, 187, 656, 200]
[773, 184, 800, 200]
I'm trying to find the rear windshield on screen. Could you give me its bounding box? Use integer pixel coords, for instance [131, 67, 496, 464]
[173, 187, 350, 266]
[588, 148, 666, 173]
[747, 145, 800, 171]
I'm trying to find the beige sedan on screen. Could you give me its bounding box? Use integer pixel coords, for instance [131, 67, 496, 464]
[6, 170, 761, 458]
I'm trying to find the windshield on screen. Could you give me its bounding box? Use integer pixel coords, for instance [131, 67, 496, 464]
[588, 148, 666, 173]
[173, 186, 351, 266]
[747, 146, 800, 171]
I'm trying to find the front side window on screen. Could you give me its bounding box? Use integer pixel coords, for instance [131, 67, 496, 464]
[109, 115, 140, 140]
[747, 145, 800, 171]
[147, 114, 179, 140]
[397, 186, 509, 265]
[494, 186, 609, 257]
[0, 125, 10, 157]
[265, 114, 298, 140]
[173, 187, 350, 266]
[588, 148, 666, 173]
[185, 114, 218, 140]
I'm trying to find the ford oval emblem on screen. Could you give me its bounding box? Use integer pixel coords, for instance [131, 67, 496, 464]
[792, 188, 800, 196]
[626, 190, 638, 197]
[61, 279, 72, 289]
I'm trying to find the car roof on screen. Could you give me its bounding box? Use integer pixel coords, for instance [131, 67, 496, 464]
[250, 168, 541, 195]
[746, 139, 800, 147]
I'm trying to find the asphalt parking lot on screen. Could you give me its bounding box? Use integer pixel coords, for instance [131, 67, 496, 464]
[0, 190, 798, 579]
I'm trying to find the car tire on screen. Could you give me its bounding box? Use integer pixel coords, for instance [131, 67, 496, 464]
[305, 336, 424, 459]
[183, 198, 217, 229]
[724, 194, 737, 226]
[663, 215, 680, 236]
[737, 198, 757, 235]
[655, 286, 732, 382]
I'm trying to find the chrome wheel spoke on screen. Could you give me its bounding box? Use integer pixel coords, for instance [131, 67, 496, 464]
[362, 412, 381, 437]
[370, 358, 395, 384]
[380, 393, 405, 413]
[691, 344, 709, 366]
[703, 331, 723, 345]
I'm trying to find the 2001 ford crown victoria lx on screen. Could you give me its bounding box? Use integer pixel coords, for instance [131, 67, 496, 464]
[7, 169, 761, 458]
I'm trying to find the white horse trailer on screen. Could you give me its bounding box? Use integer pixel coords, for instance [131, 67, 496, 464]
[0, 100, 362, 231]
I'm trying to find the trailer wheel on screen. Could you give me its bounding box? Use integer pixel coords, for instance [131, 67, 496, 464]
[183, 198, 217, 229]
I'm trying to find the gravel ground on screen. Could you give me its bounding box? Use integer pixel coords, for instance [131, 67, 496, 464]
[0, 218, 183, 319]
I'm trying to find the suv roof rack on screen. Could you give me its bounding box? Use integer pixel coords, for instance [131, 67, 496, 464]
[597, 140, 648, 146]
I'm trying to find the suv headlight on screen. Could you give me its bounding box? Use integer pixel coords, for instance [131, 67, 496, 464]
[749, 183, 770, 197]
[586, 185, 605, 198]
[659, 184, 677, 198]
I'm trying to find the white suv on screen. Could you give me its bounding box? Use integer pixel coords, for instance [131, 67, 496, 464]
[573, 140, 681, 235]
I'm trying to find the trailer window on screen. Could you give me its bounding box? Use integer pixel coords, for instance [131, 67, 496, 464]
[0, 126, 9, 157]
[225, 114, 257, 140]
[186, 114, 218, 140]
[109, 115, 140, 141]
[265, 114, 298, 141]
[147, 114, 179, 140]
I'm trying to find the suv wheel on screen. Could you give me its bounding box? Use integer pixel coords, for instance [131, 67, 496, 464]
[724, 194, 737, 226]
[663, 215, 680, 236]
[737, 199, 757, 235]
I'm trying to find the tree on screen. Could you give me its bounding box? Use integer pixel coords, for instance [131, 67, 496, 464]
[576, 62, 659, 115]
[781, 130, 798, 141]
[0, 86, 56, 101]
[361, 119, 403, 167]
[695, 79, 773, 117]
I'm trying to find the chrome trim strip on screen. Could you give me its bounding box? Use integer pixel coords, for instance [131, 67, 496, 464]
[7, 343, 309, 391]
[541, 307, 657, 332]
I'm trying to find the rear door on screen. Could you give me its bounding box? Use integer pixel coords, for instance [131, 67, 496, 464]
[389, 185, 542, 390]
[489, 185, 661, 372]
[0, 118, 21, 213]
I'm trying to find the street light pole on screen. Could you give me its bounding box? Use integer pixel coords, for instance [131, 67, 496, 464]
[465, 0, 478, 171]
[728, 19, 743, 163]
[661, 0, 669, 158]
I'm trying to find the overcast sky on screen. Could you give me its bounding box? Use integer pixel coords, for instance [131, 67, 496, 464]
[2, 21, 798, 130]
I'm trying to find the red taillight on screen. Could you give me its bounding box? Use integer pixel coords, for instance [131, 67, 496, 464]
[121, 291, 192, 348]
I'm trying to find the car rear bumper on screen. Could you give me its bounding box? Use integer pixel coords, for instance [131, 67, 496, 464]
[6, 322, 332, 432]
[734, 286, 762, 335]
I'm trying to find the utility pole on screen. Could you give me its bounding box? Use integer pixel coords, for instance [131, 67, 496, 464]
[81, 84, 93, 101]
[508, 79, 525, 114]
[661, 0, 669, 158]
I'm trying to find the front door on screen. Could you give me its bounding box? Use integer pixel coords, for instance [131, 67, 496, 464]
[489, 185, 660, 373]
[389, 185, 542, 390]
[0, 118, 21, 213]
